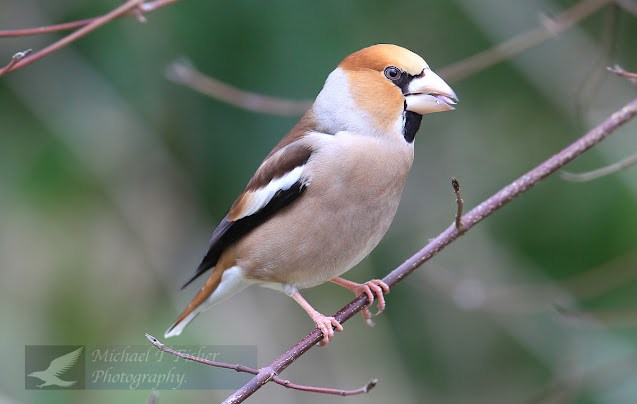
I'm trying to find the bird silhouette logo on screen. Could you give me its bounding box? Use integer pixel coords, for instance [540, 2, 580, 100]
[27, 347, 83, 388]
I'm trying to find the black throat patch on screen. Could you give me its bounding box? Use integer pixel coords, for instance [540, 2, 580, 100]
[403, 111, 422, 143]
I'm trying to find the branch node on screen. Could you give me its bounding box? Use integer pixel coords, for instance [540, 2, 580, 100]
[134, 10, 148, 23]
[13, 49, 33, 62]
[258, 366, 278, 385]
[144, 333, 167, 351]
[0, 49, 33, 77]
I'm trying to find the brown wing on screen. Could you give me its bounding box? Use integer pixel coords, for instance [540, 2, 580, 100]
[181, 140, 314, 288]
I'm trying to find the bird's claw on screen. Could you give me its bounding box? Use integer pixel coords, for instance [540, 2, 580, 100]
[310, 312, 343, 346]
[357, 280, 389, 325]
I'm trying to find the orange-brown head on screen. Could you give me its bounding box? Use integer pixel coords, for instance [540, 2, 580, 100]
[313, 44, 457, 142]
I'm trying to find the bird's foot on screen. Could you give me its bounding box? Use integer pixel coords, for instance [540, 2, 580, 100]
[310, 312, 343, 346]
[335, 278, 389, 327]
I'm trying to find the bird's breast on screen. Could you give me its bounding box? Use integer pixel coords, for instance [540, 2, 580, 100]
[234, 133, 414, 289]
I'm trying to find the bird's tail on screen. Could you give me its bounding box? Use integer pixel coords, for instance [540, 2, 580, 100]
[165, 255, 253, 338]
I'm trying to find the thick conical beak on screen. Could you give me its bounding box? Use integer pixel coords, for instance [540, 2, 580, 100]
[404, 69, 458, 114]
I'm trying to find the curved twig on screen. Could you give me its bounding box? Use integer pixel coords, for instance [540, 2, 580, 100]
[561, 151, 637, 182]
[144, 334, 376, 396]
[165, 59, 313, 116]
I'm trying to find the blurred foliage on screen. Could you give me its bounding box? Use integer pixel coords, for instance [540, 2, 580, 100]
[1, 0, 636, 403]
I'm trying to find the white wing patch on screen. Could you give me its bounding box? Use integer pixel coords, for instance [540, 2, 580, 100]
[237, 165, 306, 220]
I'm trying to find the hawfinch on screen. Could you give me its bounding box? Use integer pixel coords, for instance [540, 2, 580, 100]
[166, 44, 457, 345]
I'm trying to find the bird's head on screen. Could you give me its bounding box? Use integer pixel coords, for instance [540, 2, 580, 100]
[313, 44, 457, 142]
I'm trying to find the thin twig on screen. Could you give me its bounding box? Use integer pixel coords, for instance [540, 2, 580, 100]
[0, 0, 180, 37]
[561, 151, 637, 182]
[223, 95, 637, 403]
[0, 19, 93, 37]
[451, 177, 464, 231]
[165, 59, 313, 116]
[0, 0, 183, 76]
[439, 0, 612, 82]
[607, 65, 637, 83]
[144, 333, 375, 396]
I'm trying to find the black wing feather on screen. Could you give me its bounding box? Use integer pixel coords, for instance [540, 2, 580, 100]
[181, 180, 308, 288]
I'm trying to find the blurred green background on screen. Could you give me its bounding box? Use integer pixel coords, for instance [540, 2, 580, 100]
[1, 0, 637, 403]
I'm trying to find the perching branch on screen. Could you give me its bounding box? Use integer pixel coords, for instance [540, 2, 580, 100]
[144, 333, 376, 396]
[0, 0, 183, 76]
[220, 95, 637, 403]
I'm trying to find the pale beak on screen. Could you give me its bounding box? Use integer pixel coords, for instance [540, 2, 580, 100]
[404, 69, 458, 114]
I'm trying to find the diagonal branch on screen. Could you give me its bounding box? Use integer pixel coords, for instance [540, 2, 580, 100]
[223, 95, 637, 403]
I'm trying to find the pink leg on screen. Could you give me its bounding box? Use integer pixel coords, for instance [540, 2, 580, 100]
[331, 277, 390, 327]
[291, 291, 343, 346]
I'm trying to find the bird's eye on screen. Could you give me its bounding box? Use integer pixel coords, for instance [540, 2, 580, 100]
[384, 66, 401, 81]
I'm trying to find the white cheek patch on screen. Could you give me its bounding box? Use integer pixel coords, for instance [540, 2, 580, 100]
[239, 165, 305, 219]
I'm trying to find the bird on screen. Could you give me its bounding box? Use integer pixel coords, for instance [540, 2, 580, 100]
[165, 44, 457, 346]
[28, 347, 82, 388]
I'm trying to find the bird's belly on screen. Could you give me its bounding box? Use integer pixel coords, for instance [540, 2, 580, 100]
[234, 165, 407, 289]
